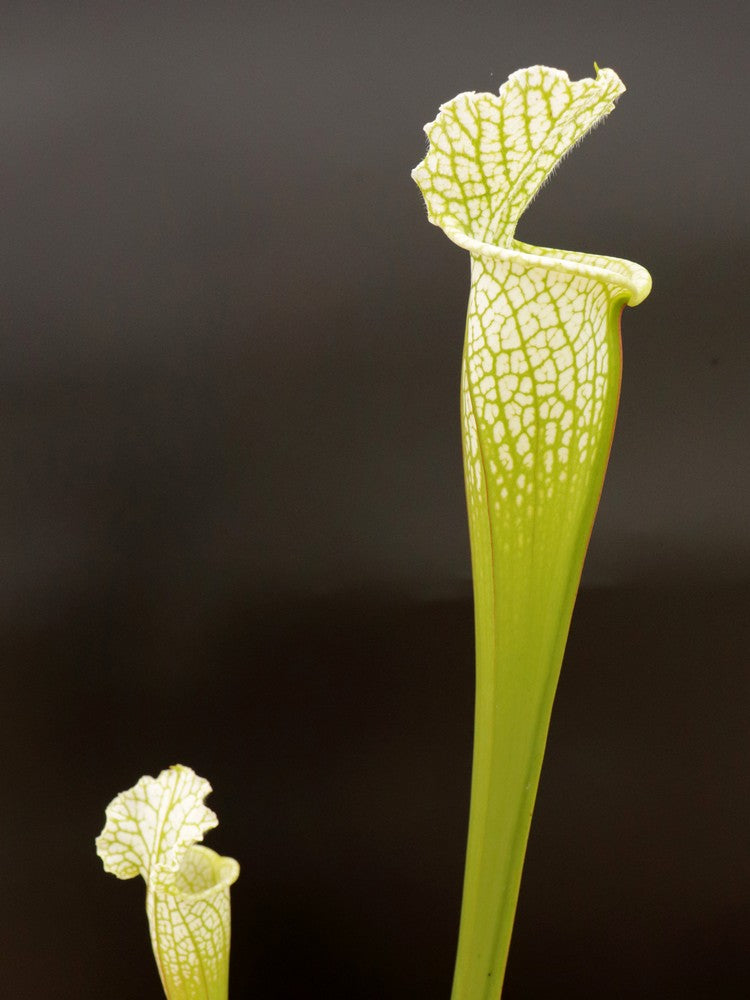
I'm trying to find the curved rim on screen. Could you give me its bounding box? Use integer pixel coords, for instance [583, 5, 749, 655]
[444, 226, 652, 307]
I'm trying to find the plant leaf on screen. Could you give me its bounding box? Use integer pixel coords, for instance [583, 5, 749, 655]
[97, 765, 238, 1000]
[413, 66, 651, 999]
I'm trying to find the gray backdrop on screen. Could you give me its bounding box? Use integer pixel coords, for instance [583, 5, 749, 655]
[3, 2, 748, 997]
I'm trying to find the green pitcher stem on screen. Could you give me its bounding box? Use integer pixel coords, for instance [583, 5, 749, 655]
[452, 291, 625, 1000]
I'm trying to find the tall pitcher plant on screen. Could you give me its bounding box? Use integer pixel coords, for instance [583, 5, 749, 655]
[412, 65, 651, 998]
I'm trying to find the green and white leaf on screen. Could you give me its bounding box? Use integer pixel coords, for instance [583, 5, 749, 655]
[413, 66, 651, 999]
[97, 765, 239, 1000]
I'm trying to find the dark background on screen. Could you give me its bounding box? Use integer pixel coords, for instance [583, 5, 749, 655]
[2, 1, 748, 997]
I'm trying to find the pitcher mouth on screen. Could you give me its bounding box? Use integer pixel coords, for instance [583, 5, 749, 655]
[155, 844, 240, 903]
[443, 226, 652, 308]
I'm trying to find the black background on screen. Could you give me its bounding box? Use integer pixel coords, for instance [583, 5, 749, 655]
[3, 1, 749, 997]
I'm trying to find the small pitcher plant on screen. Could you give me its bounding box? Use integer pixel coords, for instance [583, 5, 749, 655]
[97, 765, 239, 1000]
[412, 65, 651, 997]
